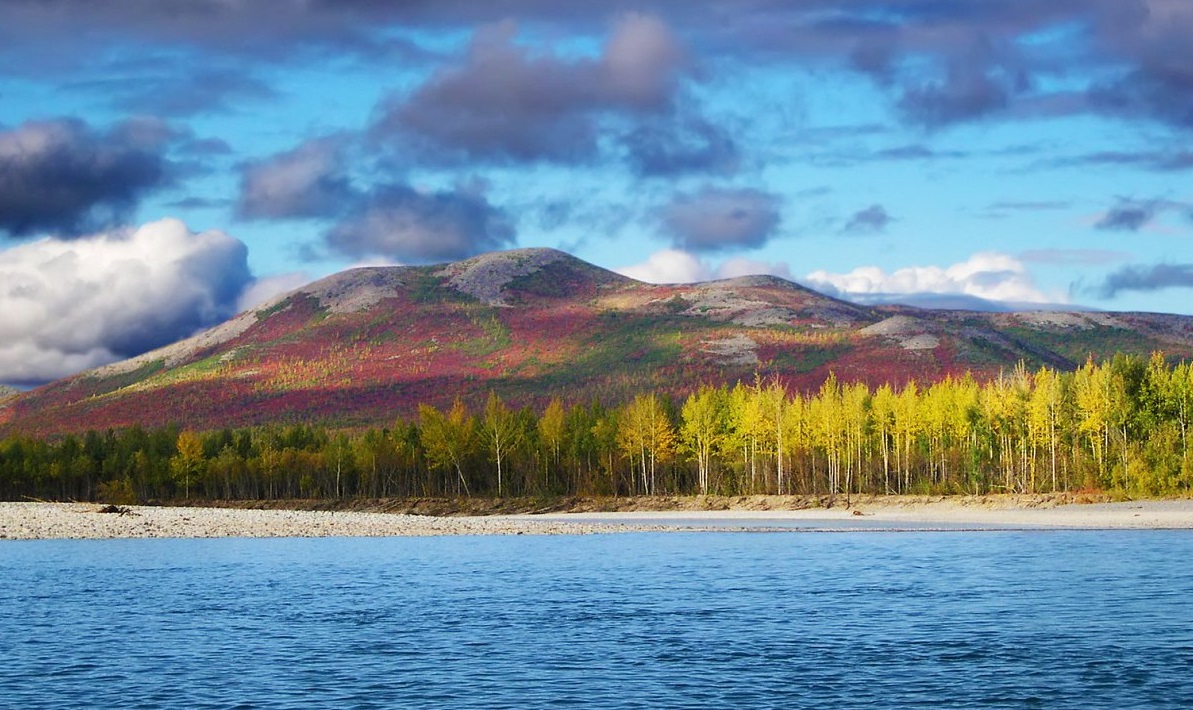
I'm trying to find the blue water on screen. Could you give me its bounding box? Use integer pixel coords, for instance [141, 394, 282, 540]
[3, 531, 1193, 709]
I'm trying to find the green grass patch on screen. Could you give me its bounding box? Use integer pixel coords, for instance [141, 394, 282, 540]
[507, 265, 573, 299]
[1002, 325, 1157, 363]
[452, 314, 512, 358]
[83, 359, 166, 397]
[409, 270, 474, 304]
[766, 343, 852, 373]
[255, 297, 293, 319]
[150, 352, 236, 386]
[958, 335, 1039, 368]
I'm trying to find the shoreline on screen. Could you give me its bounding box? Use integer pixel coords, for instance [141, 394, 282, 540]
[3, 496, 1193, 539]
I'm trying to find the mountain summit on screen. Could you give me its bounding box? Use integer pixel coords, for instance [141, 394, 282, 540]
[4, 249, 1193, 434]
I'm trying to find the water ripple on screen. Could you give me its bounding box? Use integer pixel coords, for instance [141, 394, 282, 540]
[2, 531, 1193, 708]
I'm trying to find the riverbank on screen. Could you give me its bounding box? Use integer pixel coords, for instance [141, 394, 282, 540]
[0, 502, 667, 539]
[180, 491, 1118, 516]
[532, 496, 1193, 531]
[3, 495, 1193, 539]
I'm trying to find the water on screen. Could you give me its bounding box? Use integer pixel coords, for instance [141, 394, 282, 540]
[3, 531, 1193, 709]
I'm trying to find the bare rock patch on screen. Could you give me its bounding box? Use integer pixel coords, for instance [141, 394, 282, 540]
[702, 334, 760, 365]
[437, 248, 568, 306]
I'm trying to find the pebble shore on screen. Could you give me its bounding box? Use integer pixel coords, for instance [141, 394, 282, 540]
[4, 499, 1193, 540]
[0, 503, 662, 540]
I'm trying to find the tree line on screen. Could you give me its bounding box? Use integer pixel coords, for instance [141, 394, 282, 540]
[2, 353, 1191, 503]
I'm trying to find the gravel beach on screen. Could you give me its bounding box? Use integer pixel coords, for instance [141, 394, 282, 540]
[3, 499, 1193, 540]
[0, 503, 658, 540]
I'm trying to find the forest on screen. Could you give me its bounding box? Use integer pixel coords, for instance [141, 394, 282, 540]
[2, 353, 1191, 503]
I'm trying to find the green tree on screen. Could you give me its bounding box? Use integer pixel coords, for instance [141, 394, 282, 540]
[419, 398, 477, 496]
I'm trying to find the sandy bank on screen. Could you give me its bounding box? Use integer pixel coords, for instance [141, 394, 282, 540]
[3, 498, 1193, 540]
[533, 498, 1193, 531]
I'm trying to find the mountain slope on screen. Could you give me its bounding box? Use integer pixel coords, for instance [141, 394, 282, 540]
[4, 248, 1193, 435]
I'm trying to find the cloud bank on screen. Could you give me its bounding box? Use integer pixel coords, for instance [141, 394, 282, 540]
[0, 219, 252, 384]
[804, 252, 1060, 307]
[616, 249, 792, 284]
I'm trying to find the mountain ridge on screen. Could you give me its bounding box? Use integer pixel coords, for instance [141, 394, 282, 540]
[4, 248, 1193, 435]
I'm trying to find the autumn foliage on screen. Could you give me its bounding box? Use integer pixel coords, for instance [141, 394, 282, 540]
[3, 353, 1192, 503]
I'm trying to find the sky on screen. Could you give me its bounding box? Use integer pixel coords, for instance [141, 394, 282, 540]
[1, 0, 1192, 386]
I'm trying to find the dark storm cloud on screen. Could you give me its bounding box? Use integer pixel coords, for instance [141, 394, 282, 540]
[1085, 1, 1193, 130]
[1092, 69, 1193, 129]
[324, 184, 515, 263]
[1095, 197, 1192, 232]
[372, 14, 687, 164]
[1096, 263, 1193, 298]
[842, 204, 892, 234]
[661, 187, 781, 253]
[1, 2, 1191, 142]
[236, 137, 354, 220]
[1094, 198, 1164, 232]
[0, 0, 621, 62]
[0, 118, 172, 237]
[0, 0, 400, 65]
[236, 134, 521, 262]
[897, 60, 1026, 127]
[622, 114, 739, 177]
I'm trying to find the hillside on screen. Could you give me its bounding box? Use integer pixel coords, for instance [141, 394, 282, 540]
[4, 247, 1193, 435]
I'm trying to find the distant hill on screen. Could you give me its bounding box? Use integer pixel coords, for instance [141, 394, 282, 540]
[4, 247, 1193, 435]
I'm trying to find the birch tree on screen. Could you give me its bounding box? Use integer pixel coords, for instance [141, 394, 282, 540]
[482, 392, 522, 496]
[617, 393, 675, 495]
[170, 431, 204, 500]
[680, 385, 727, 495]
[871, 384, 897, 494]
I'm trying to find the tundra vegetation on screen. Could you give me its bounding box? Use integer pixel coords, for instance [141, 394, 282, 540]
[2, 354, 1191, 503]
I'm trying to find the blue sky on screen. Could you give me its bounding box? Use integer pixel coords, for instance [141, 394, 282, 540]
[0, 0, 1191, 384]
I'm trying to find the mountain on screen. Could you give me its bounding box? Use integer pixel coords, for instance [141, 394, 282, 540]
[4, 247, 1193, 435]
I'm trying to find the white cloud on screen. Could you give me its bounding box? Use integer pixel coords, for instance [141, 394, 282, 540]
[616, 249, 711, 283]
[803, 252, 1063, 305]
[616, 249, 795, 284]
[0, 218, 252, 384]
[236, 271, 312, 312]
[715, 257, 793, 280]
